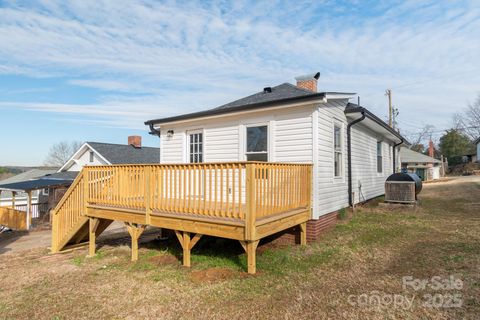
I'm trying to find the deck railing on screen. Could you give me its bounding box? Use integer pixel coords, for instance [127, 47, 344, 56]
[52, 162, 312, 252]
[51, 172, 88, 252]
[86, 162, 312, 222]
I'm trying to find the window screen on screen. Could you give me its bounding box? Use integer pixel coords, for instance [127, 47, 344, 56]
[246, 125, 268, 161]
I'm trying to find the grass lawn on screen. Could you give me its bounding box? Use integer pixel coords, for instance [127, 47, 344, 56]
[0, 176, 479, 319]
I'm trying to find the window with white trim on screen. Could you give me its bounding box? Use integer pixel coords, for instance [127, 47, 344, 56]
[377, 141, 383, 173]
[89, 151, 94, 163]
[188, 131, 203, 163]
[43, 188, 49, 196]
[334, 123, 343, 177]
[246, 125, 268, 161]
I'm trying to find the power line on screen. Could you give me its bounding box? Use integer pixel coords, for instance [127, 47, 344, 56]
[401, 126, 480, 135]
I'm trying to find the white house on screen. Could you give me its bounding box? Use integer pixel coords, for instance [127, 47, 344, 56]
[59, 137, 160, 172]
[399, 147, 442, 181]
[145, 73, 405, 240]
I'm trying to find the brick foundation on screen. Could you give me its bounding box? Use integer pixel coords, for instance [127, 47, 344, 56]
[306, 210, 339, 242]
[160, 211, 340, 246]
[262, 210, 340, 246]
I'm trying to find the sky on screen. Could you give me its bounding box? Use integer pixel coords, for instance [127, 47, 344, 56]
[0, 0, 479, 166]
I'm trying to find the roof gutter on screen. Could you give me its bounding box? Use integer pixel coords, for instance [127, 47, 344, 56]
[148, 123, 161, 136]
[347, 111, 366, 207]
[345, 105, 405, 143]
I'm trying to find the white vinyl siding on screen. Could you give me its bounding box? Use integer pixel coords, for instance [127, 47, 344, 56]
[316, 100, 349, 217]
[159, 105, 314, 165]
[274, 111, 313, 163]
[315, 100, 396, 218]
[350, 125, 394, 204]
[161, 128, 186, 163]
[157, 99, 396, 220]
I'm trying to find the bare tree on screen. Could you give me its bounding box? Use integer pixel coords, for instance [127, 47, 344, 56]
[461, 95, 480, 140]
[451, 112, 465, 130]
[405, 124, 436, 151]
[44, 141, 83, 167]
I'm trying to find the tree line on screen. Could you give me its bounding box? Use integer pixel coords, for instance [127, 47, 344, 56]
[405, 94, 479, 166]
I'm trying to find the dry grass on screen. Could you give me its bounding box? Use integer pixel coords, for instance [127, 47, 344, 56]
[0, 177, 479, 319]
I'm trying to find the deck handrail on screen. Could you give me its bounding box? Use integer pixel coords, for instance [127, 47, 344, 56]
[85, 162, 312, 223]
[52, 170, 85, 213]
[51, 171, 87, 252]
[52, 162, 312, 251]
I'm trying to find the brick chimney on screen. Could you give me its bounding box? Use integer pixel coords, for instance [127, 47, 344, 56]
[428, 139, 434, 157]
[295, 72, 320, 92]
[128, 135, 142, 148]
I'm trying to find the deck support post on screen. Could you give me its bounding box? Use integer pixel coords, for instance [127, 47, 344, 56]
[240, 240, 260, 274]
[183, 232, 191, 267]
[299, 222, 307, 245]
[175, 231, 203, 267]
[125, 223, 146, 262]
[88, 217, 100, 257]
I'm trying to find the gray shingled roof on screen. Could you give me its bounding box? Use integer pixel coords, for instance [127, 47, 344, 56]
[214, 83, 317, 110]
[145, 82, 356, 126]
[42, 171, 79, 180]
[0, 169, 57, 184]
[87, 142, 160, 164]
[0, 179, 72, 192]
[400, 147, 442, 164]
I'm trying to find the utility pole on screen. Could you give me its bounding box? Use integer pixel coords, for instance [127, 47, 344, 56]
[385, 89, 392, 127]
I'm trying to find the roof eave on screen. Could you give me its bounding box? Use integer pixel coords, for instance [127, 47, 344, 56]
[325, 92, 356, 100]
[145, 93, 327, 126]
[345, 105, 406, 143]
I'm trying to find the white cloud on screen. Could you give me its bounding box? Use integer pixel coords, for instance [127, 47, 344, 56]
[0, 0, 479, 133]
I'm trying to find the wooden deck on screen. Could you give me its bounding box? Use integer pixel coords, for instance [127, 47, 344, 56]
[51, 162, 312, 274]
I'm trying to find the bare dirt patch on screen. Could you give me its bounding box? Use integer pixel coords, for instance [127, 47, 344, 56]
[190, 267, 245, 283]
[148, 254, 179, 266]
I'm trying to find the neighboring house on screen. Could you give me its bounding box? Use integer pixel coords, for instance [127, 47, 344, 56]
[399, 147, 442, 181]
[49, 136, 160, 211]
[0, 137, 160, 230]
[0, 168, 57, 207]
[145, 73, 406, 241]
[58, 137, 160, 172]
[461, 152, 477, 164]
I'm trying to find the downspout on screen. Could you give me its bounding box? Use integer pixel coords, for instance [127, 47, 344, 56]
[148, 123, 160, 136]
[148, 123, 161, 162]
[347, 111, 366, 207]
[392, 138, 404, 173]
